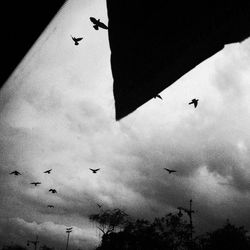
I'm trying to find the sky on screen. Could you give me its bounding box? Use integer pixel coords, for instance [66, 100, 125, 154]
[1, 0, 250, 249]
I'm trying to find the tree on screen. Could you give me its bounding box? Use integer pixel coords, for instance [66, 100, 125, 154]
[89, 208, 129, 236]
[91, 209, 194, 250]
[198, 220, 250, 250]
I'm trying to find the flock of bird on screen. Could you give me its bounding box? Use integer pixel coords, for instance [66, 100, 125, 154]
[9, 166, 102, 209]
[8, 16, 199, 212]
[8, 17, 108, 210]
[9, 169, 58, 208]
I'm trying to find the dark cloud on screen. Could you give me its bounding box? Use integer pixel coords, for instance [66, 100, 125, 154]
[1, 1, 250, 249]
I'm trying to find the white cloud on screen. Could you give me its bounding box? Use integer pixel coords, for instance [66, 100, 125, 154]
[1, 0, 250, 248]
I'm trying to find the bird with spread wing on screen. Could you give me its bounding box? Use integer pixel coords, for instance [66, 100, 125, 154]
[89, 168, 100, 174]
[90, 17, 108, 30]
[30, 182, 41, 186]
[164, 168, 177, 174]
[9, 171, 21, 176]
[189, 98, 199, 108]
[49, 189, 57, 193]
[44, 169, 52, 174]
[71, 35, 83, 45]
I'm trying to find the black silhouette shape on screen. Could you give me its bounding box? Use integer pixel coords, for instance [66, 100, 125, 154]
[30, 182, 41, 186]
[0, 1, 65, 88]
[44, 169, 52, 174]
[164, 168, 177, 174]
[49, 189, 57, 193]
[89, 168, 100, 174]
[189, 98, 199, 108]
[97, 203, 102, 208]
[153, 94, 162, 100]
[90, 17, 108, 30]
[47, 205, 54, 208]
[107, 2, 250, 120]
[9, 171, 21, 176]
[71, 35, 83, 45]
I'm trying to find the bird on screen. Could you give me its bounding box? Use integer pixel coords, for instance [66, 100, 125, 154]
[189, 98, 199, 108]
[71, 35, 83, 45]
[9, 171, 21, 176]
[49, 189, 57, 193]
[89, 168, 100, 174]
[44, 169, 52, 174]
[47, 205, 54, 208]
[153, 94, 162, 100]
[164, 168, 177, 174]
[30, 182, 41, 186]
[97, 203, 102, 209]
[90, 17, 108, 30]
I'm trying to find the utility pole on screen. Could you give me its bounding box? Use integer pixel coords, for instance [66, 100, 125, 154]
[27, 235, 39, 250]
[65, 227, 73, 250]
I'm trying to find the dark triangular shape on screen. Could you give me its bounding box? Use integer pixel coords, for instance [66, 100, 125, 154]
[107, 1, 250, 120]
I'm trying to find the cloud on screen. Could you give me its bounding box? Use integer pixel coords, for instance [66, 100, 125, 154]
[0, 217, 98, 250]
[1, 0, 250, 248]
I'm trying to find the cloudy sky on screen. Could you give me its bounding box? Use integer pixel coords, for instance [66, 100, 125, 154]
[1, 0, 250, 249]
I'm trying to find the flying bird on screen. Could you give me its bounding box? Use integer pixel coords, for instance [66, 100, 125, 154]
[97, 203, 102, 208]
[9, 171, 21, 176]
[189, 98, 199, 108]
[90, 17, 108, 30]
[47, 205, 54, 208]
[164, 168, 177, 174]
[89, 168, 100, 174]
[49, 189, 57, 193]
[71, 35, 83, 45]
[153, 94, 162, 100]
[30, 182, 41, 186]
[44, 169, 52, 174]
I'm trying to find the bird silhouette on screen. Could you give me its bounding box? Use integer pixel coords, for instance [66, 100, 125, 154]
[90, 17, 108, 30]
[71, 35, 83, 45]
[189, 98, 199, 108]
[9, 171, 21, 176]
[44, 169, 52, 174]
[89, 168, 100, 174]
[49, 189, 57, 193]
[47, 205, 54, 208]
[97, 203, 102, 208]
[164, 168, 177, 174]
[30, 182, 41, 186]
[153, 94, 162, 100]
